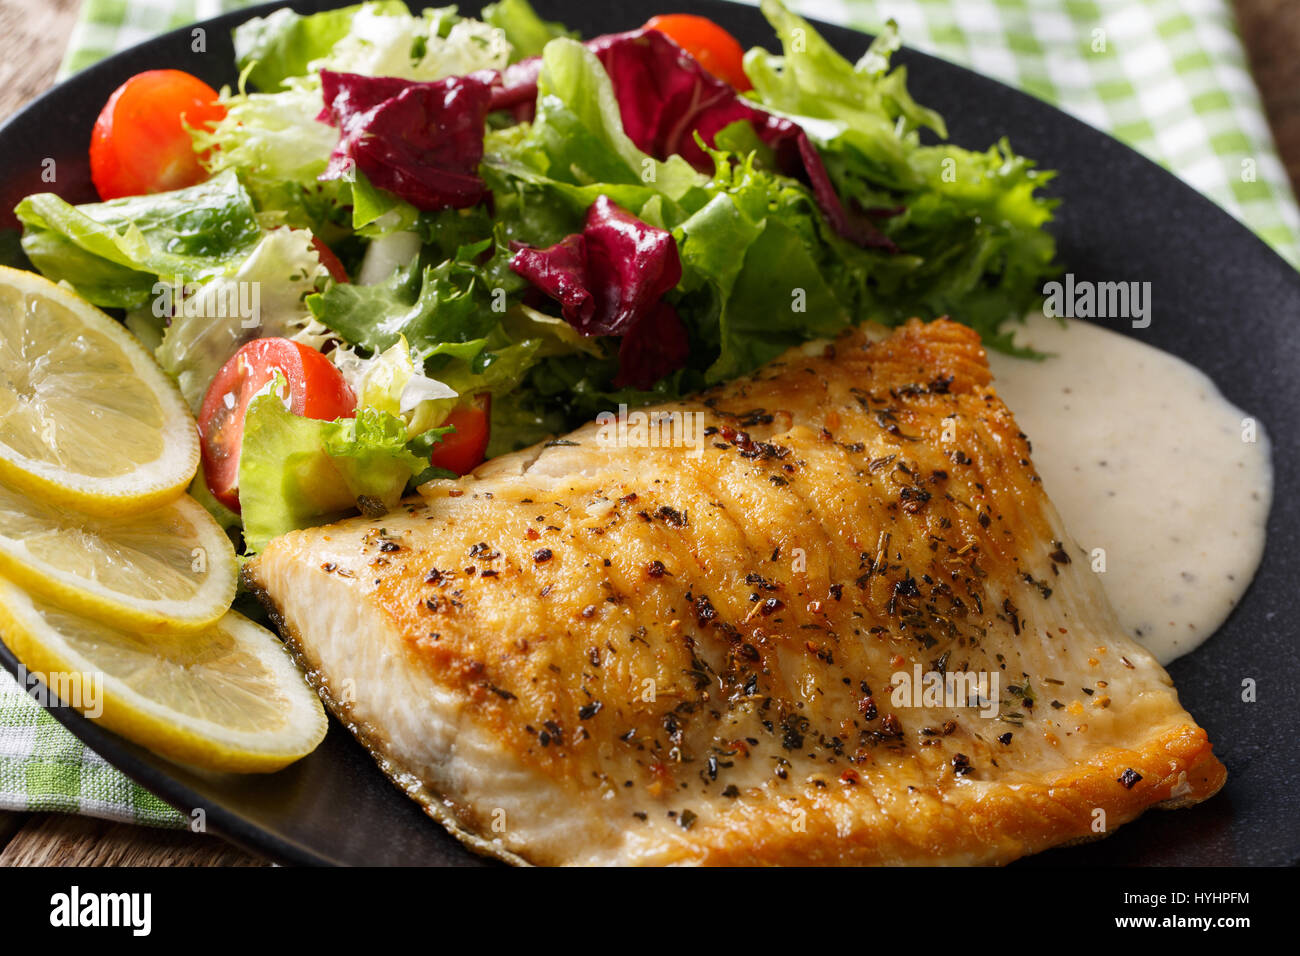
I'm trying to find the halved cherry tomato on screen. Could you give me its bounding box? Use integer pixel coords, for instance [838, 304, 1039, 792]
[198, 339, 356, 512]
[645, 15, 752, 91]
[310, 236, 350, 284]
[90, 69, 226, 200]
[430, 394, 491, 476]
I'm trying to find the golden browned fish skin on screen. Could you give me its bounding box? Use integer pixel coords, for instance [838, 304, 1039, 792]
[246, 319, 1225, 866]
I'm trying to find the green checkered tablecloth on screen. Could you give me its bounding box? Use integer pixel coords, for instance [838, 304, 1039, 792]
[2, 0, 1297, 828]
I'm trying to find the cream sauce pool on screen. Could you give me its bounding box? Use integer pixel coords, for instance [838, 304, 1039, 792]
[986, 312, 1272, 664]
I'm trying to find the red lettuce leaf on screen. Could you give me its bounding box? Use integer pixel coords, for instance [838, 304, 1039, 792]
[318, 70, 495, 211]
[510, 195, 689, 389]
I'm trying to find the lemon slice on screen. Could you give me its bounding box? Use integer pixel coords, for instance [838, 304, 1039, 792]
[0, 265, 199, 515]
[0, 578, 327, 773]
[0, 478, 236, 633]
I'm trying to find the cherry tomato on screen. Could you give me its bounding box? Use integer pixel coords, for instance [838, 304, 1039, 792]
[310, 236, 350, 284]
[198, 339, 356, 512]
[645, 15, 752, 91]
[430, 394, 491, 476]
[89, 69, 226, 200]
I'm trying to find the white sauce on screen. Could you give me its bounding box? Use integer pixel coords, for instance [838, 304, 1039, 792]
[987, 312, 1271, 664]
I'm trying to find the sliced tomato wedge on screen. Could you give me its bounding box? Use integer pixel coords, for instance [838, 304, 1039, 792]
[430, 394, 491, 476]
[198, 339, 356, 512]
[90, 69, 226, 200]
[645, 14, 752, 91]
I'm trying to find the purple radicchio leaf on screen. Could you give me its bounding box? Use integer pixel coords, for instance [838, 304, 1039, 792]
[613, 299, 690, 391]
[509, 233, 593, 324]
[489, 57, 544, 122]
[318, 69, 495, 211]
[509, 195, 689, 389]
[590, 30, 894, 250]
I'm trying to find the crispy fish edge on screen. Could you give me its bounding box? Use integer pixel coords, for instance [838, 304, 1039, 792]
[242, 573, 531, 867]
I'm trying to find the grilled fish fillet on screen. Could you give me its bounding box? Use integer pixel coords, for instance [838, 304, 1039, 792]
[245, 318, 1225, 865]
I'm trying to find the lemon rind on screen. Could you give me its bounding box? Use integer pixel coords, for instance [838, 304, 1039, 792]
[0, 579, 327, 773]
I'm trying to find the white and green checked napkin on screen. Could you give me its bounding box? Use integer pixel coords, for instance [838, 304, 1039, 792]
[2, 0, 1297, 827]
[0, 680, 183, 826]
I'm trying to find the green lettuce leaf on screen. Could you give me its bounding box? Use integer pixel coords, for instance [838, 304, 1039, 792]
[192, 77, 349, 237]
[309, 242, 547, 406]
[238, 396, 440, 552]
[744, 1, 944, 187]
[485, 391, 568, 456]
[188, 469, 241, 532]
[692, 216, 849, 382]
[427, 335, 544, 399]
[482, 0, 577, 61]
[307, 243, 496, 356]
[869, 139, 1059, 342]
[313, 4, 509, 82]
[521, 350, 693, 426]
[232, 1, 409, 91]
[333, 335, 460, 436]
[743, 0, 1058, 340]
[15, 170, 261, 309]
[351, 172, 420, 237]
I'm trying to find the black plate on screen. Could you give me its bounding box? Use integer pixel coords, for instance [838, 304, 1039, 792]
[1, 0, 1297, 867]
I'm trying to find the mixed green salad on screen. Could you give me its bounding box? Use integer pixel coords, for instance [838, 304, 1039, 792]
[13, 0, 1057, 552]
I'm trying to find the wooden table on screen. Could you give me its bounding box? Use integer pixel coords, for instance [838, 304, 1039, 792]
[0, 0, 1297, 868]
